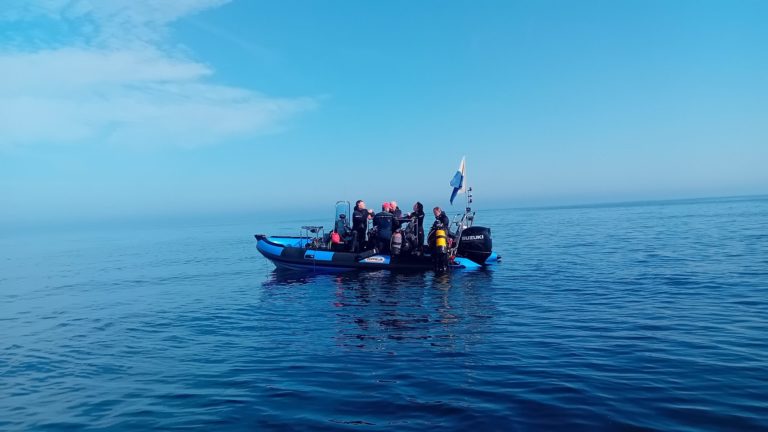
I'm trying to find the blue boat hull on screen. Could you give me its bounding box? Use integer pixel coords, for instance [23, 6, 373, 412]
[255, 235, 500, 272]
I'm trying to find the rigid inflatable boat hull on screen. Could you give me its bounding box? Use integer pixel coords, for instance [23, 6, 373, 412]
[255, 235, 499, 272]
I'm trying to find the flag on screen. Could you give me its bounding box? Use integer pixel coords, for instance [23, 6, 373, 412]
[449, 156, 466, 205]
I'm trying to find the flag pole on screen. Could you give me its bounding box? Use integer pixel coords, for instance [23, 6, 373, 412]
[460, 156, 471, 213]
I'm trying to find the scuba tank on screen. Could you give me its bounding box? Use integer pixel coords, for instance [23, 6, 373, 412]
[435, 228, 447, 253]
[391, 231, 403, 255]
[433, 226, 449, 272]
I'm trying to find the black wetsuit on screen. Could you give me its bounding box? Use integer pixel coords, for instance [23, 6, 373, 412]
[428, 211, 452, 248]
[437, 211, 450, 232]
[373, 211, 399, 253]
[411, 208, 425, 249]
[352, 207, 371, 251]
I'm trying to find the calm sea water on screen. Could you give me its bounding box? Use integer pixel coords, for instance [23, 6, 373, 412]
[1, 197, 767, 431]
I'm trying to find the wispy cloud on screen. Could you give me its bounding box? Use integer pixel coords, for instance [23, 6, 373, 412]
[0, 0, 315, 148]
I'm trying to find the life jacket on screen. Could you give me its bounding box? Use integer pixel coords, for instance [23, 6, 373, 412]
[331, 231, 342, 244]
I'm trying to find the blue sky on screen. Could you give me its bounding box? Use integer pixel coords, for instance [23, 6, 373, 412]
[1, 0, 766, 223]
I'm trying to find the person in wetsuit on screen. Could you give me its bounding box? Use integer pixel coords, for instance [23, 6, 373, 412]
[373, 202, 399, 253]
[427, 206, 452, 250]
[433, 206, 450, 230]
[410, 201, 426, 251]
[352, 200, 374, 252]
[390, 201, 403, 219]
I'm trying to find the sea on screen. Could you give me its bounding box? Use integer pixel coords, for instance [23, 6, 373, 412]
[1, 196, 767, 431]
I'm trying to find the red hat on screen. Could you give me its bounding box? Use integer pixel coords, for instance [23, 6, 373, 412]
[382, 202, 392, 211]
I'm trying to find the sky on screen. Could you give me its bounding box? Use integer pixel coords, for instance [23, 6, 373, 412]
[1, 0, 767, 223]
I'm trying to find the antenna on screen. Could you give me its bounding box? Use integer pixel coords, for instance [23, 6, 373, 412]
[466, 186, 473, 212]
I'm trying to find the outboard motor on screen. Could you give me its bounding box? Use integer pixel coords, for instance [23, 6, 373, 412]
[457, 226, 492, 265]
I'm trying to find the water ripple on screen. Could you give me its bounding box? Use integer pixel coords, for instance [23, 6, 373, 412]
[1, 197, 767, 430]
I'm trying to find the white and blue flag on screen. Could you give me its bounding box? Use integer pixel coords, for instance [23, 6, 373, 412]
[449, 156, 466, 205]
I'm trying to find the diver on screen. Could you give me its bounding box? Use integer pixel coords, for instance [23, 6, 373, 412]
[390, 201, 403, 219]
[433, 206, 451, 232]
[427, 207, 451, 271]
[432, 225, 450, 272]
[352, 200, 374, 252]
[373, 202, 399, 254]
[427, 206, 452, 252]
[410, 202, 426, 251]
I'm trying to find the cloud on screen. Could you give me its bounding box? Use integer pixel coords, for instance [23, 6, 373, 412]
[0, 0, 315, 148]
[2, 0, 231, 47]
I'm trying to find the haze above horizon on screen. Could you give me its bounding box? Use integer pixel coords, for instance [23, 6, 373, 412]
[2, 0, 766, 224]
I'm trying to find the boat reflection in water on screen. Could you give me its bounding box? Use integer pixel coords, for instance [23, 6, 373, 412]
[261, 268, 498, 353]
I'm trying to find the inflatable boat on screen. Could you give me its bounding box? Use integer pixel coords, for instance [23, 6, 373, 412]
[254, 158, 500, 273]
[254, 230, 500, 272]
[255, 200, 500, 272]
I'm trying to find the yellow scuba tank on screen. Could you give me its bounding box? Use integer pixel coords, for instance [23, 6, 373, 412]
[433, 228, 449, 272]
[435, 229, 447, 252]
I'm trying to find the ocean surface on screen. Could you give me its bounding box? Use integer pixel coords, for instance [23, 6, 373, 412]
[1, 196, 767, 431]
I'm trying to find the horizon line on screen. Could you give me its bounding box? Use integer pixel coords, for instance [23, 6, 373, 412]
[482, 193, 768, 213]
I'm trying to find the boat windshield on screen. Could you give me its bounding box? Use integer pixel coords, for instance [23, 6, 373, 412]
[334, 201, 351, 229]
